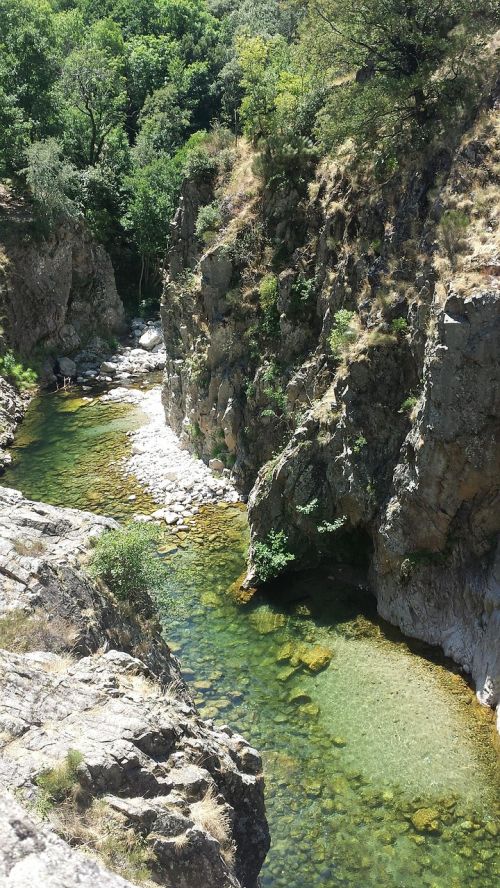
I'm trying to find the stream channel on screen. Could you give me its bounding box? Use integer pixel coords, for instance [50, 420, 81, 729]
[1, 382, 499, 888]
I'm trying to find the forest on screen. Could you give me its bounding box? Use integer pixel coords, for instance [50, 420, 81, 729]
[1, 0, 498, 294]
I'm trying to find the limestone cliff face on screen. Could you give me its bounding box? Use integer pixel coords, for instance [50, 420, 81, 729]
[0, 185, 125, 363]
[161, 90, 500, 727]
[0, 488, 270, 888]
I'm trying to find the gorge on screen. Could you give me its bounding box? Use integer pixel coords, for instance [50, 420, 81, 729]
[1, 2, 499, 887]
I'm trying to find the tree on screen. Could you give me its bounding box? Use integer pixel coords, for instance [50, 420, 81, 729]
[133, 85, 191, 167]
[24, 138, 80, 224]
[0, 0, 59, 171]
[60, 43, 127, 166]
[298, 0, 500, 152]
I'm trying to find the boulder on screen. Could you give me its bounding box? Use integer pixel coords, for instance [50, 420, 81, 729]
[139, 328, 163, 350]
[57, 356, 77, 378]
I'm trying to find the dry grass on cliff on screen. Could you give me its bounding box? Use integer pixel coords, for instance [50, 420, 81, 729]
[0, 609, 76, 655]
[434, 104, 500, 294]
[190, 789, 235, 866]
[54, 799, 157, 887]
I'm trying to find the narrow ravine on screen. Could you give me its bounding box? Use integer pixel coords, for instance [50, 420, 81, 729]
[1, 382, 499, 888]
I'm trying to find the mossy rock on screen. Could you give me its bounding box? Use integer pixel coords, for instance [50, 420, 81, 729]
[288, 689, 312, 705]
[248, 606, 286, 635]
[277, 666, 297, 682]
[299, 702, 320, 718]
[411, 808, 441, 834]
[298, 645, 333, 673]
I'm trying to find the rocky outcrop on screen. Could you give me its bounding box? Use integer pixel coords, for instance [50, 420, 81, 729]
[0, 184, 125, 364]
[0, 378, 28, 473]
[0, 488, 269, 887]
[0, 790, 135, 888]
[160, 92, 500, 727]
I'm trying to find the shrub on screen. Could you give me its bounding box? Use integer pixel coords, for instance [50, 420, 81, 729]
[0, 350, 38, 390]
[253, 529, 295, 583]
[391, 317, 409, 335]
[259, 274, 280, 336]
[24, 138, 80, 226]
[328, 310, 358, 358]
[296, 498, 319, 516]
[439, 209, 470, 268]
[183, 145, 218, 183]
[353, 435, 367, 453]
[195, 201, 222, 243]
[289, 274, 315, 319]
[89, 524, 166, 602]
[399, 395, 419, 414]
[317, 516, 346, 534]
[36, 750, 83, 817]
[262, 362, 287, 416]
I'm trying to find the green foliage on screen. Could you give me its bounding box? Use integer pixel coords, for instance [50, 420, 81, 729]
[24, 139, 80, 226]
[289, 274, 316, 319]
[399, 395, 419, 414]
[328, 309, 358, 358]
[353, 435, 367, 453]
[195, 201, 223, 242]
[0, 351, 38, 391]
[259, 274, 279, 336]
[36, 750, 83, 817]
[261, 361, 287, 416]
[183, 144, 218, 183]
[305, 0, 499, 154]
[391, 317, 409, 336]
[89, 523, 166, 602]
[296, 498, 319, 516]
[317, 516, 346, 534]
[253, 529, 295, 583]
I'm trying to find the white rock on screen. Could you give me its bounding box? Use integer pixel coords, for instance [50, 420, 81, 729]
[139, 328, 163, 350]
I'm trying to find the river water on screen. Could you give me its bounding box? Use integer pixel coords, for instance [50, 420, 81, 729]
[1, 386, 499, 888]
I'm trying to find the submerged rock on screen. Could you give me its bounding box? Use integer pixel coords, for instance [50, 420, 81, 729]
[411, 808, 441, 834]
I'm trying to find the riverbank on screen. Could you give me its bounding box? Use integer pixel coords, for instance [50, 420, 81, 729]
[103, 385, 239, 523]
[0, 486, 269, 888]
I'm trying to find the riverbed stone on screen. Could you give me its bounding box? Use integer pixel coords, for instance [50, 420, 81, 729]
[411, 808, 441, 834]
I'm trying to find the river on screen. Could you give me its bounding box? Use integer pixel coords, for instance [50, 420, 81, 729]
[1, 384, 499, 888]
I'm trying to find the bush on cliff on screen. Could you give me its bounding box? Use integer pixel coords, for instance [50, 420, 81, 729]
[89, 523, 167, 603]
[253, 529, 295, 583]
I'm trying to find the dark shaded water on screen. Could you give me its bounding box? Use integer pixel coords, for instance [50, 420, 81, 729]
[2, 387, 499, 888]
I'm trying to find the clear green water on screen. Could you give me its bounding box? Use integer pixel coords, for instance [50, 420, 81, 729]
[2, 388, 499, 888]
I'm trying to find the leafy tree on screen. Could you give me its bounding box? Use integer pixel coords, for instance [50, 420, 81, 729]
[298, 0, 500, 152]
[60, 42, 127, 166]
[24, 138, 80, 224]
[134, 83, 193, 169]
[0, 0, 59, 171]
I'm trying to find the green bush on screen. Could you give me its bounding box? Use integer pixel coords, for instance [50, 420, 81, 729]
[259, 274, 280, 336]
[89, 523, 166, 602]
[36, 749, 83, 817]
[328, 310, 358, 358]
[391, 317, 408, 335]
[195, 201, 222, 243]
[399, 395, 418, 414]
[261, 362, 287, 416]
[253, 529, 295, 583]
[0, 350, 38, 390]
[183, 145, 218, 183]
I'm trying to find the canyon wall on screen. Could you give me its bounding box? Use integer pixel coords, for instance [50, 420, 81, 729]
[0, 184, 125, 366]
[161, 89, 500, 727]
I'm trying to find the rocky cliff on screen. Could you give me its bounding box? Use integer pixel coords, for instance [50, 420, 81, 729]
[0, 488, 269, 887]
[161, 87, 500, 728]
[0, 184, 125, 367]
